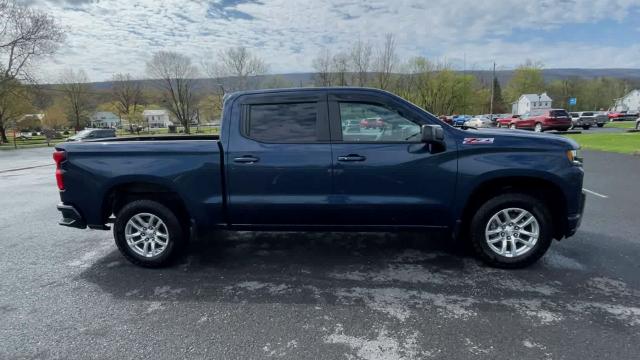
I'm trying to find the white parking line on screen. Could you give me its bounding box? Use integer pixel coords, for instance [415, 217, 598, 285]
[583, 188, 609, 199]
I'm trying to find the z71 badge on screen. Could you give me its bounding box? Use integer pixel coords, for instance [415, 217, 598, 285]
[463, 138, 494, 144]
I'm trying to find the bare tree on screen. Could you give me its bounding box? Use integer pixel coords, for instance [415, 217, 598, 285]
[0, 0, 64, 85]
[332, 52, 350, 86]
[373, 34, 397, 90]
[350, 39, 372, 87]
[111, 73, 143, 123]
[146, 51, 199, 134]
[58, 68, 90, 131]
[203, 46, 268, 91]
[312, 48, 332, 86]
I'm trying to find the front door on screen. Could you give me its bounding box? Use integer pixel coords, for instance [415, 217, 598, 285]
[328, 91, 457, 227]
[226, 91, 334, 226]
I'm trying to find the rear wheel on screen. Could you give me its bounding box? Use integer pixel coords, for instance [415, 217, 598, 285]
[534, 123, 543, 132]
[469, 193, 553, 268]
[113, 199, 186, 268]
[597, 123, 604, 128]
[509, 124, 517, 129]
[582, 125, 591, 130]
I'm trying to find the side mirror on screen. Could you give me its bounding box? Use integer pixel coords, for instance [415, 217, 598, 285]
[421, 124, 445, 144]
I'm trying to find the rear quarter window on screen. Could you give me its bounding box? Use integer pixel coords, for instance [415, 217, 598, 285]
[246, 102, 317, 142]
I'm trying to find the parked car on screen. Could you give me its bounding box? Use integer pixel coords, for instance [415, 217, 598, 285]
[496, 114, 520, 128]
[452, 115, 472, 127]
[359, 117, 384, 129]
[54, 87, 585, 269]
[569, 112, 596, 130]
[608, 111, 639, 121]
[464, 116, 493, 128]
[66, 128, 116, 142]
[594, 112, 608, 127]
[508, 109, 572, 132]
[16, 132, 33, 140]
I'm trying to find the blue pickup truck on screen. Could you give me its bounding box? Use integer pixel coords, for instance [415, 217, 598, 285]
[54, 88, 585, 269]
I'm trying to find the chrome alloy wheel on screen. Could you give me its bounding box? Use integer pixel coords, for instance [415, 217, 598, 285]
[485, 208, 539, 258]
[125, 213, 169, 258]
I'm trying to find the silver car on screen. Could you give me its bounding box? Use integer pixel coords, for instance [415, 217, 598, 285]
[569, 112, 597, 130]
[464, 116, 493, 128]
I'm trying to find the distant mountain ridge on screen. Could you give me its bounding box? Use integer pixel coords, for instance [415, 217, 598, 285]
[83, 68, 640, 91]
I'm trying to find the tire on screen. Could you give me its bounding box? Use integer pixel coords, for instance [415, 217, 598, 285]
[469, 193, 553, 269]
[534, 123, 543, 132]
[509, 124, 517, 129]
[636, 122, 640, 130]
[597, 123, 604, 128]
[582, 125, 590, 130]
[113, 199, 186, 268]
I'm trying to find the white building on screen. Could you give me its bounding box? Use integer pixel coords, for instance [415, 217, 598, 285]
[89, 112, 120, 128]
[143, 109, 173, 128]
[611, 89, 640, 112]
[511, 93, 553, 115]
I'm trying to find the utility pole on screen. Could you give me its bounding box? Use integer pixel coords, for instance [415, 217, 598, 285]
[489, 62, 495, 118]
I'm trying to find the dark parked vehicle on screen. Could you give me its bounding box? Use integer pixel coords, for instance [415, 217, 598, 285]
[509, 109, 572, 132]
[66, 128, 116, 141]
[54, 88, 585, 269]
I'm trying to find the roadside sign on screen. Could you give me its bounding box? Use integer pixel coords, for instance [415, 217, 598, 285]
[568, 98, 577, 105]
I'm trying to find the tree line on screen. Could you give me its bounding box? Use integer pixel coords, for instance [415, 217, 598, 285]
[1, 0, 637, 142]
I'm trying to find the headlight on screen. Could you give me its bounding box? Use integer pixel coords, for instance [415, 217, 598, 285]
[567, 149, 582, 166]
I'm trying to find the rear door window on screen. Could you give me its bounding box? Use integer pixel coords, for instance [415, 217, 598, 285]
[246, 103, 318, 142]
[551, 110, 569, 117]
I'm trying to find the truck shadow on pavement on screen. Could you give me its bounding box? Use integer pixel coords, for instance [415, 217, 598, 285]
[77, 230, 640, 330]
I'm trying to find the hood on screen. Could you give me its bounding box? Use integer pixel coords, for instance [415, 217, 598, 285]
[461, 128, 580, 150]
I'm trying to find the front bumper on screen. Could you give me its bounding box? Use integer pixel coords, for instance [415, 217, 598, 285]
[57, 203, 87, 229]
[565, 191, 586, 237]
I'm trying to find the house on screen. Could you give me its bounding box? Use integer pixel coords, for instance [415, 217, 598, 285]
[143, 109, 173, 128]
[511, 93, 553, 115]
[611, 89, 640, 112]
[89, 112, 120, 128]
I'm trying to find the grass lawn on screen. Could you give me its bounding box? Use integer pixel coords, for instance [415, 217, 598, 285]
[605, 121, 637, 129]
[564, 132, 640, 155]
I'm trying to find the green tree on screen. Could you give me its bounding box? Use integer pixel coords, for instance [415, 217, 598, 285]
[504, 60, 545, 103]
[0, 81, 32, 142]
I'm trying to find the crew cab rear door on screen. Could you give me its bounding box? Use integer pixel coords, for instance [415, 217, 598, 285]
[225, 90, 334, 226]
[327, 90, 457, 227]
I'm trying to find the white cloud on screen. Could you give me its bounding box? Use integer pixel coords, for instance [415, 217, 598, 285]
[28, 0, 640, 81]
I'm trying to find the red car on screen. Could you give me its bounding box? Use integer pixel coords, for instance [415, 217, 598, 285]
[360, 117, 385, 129]
[507, 109, 571, 132]
[496, 114, 520, 128]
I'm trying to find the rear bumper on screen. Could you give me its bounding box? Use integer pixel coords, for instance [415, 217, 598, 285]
[57, 203, 87, 229]
[565, 191, 586, 237]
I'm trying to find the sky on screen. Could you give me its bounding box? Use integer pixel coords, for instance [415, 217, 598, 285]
[24, 0, 640, 82]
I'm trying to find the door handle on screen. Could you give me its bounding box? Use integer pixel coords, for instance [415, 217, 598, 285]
[233, 155, 260, 164]
[337, 154, 366, 162]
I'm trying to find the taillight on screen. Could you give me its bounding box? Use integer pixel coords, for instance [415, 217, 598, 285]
[53, 150, 66, 190]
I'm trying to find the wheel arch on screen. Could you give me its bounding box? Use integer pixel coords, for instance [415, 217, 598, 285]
[458, 175, 567, 240]
[102, 179, 192, 228]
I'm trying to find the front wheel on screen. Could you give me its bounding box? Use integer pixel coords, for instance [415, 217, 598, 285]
[113, 199, 186, 268]
[469, 193, 553, 268]
[534, 123, 543, 132]
[509, 124, 517, 129]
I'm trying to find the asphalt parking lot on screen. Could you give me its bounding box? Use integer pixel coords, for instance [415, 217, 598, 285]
[1, 146, 639, 360]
